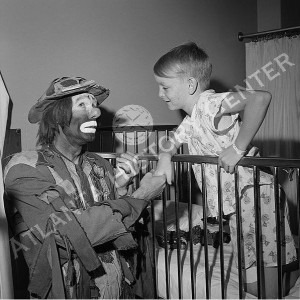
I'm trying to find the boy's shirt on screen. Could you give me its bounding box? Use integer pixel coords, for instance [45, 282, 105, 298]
[174, 90, 272, 216]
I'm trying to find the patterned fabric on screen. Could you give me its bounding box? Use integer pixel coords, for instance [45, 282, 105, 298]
[174, 90, 297, 273]
[4, 147, 150, 298]
[28, 77, 110, 124]
[52, 151, 121, 297]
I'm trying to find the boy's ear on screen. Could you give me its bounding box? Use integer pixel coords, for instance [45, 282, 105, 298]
[188, 77, 198, 95]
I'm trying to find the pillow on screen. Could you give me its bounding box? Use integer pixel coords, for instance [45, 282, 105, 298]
[151, 200, 203, 233]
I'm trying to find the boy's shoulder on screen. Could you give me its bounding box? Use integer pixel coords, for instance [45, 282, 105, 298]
[197, 90, 231, 109]
[199, 89, 230, 100]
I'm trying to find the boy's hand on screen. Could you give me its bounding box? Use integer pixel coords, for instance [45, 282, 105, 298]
[218, 145, 244, 174]
[115, 152, 139, 189]
[154, 153, 173, 185]
[132, 171, 166, 200]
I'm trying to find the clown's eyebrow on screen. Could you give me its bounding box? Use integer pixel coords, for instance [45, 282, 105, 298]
[74, 94, 97, 104]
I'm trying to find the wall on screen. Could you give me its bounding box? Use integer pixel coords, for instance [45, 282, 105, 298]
[281, 0, 300, 28]
[0, 0, 257, 151]
[257, 0, 300, 31]
[257, 0, 281, 31]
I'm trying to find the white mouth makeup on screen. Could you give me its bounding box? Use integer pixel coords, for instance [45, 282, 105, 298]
[80, 121, 97, 133]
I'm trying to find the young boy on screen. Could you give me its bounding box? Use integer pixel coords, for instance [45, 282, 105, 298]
[153, 42, 299, 297]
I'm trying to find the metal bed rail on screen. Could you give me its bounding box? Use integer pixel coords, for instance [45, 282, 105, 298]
[89, 125, 185, 154]
[98, 153, 300, 299]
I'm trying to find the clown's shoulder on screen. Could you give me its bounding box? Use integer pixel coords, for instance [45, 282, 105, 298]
[4, 150, 39, 168]
[3, 150, 43, 177]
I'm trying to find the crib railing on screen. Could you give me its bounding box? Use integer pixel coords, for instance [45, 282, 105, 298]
[88, 125, 184, 154]
[99, 152, 300, 299]
[169, 155, 299, 299]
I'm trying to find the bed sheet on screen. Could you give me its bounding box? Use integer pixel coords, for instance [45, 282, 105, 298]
[156, 241, 300, 299]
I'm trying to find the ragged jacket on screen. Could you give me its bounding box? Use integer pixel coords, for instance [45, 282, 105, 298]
[4, 146, 150, 298]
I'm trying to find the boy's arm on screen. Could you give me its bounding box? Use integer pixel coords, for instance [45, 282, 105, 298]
[155, 137, 182, 184]
[217, 90, 271, 173]
[131, 171, 166, 200]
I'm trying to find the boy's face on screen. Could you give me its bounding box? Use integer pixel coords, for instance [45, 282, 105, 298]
[154, 75, 189, 111]
[62, 93, 101, 145]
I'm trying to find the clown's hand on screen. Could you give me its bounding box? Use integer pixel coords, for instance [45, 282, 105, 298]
[115, 152, 140, 195]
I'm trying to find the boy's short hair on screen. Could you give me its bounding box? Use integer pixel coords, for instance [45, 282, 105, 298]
[153, 42, 212, 90]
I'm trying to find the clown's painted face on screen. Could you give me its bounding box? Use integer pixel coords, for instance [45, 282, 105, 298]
[63, 93, 100, 145]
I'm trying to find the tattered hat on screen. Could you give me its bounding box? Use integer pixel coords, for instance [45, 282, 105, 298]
[28, 76, 110, 123]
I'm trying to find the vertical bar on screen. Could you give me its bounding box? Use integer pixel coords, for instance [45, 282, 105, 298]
[217, 167, 225, 299]
[165, 129, 168, 143]
[150, 160, 154, 171]
[179, 144, 183, 154]
[99, 130, 103, 152]
[297, 168, 300, 272]
[123, 131, 127, 152]
[201, 163, 210, 299]
[253, 166, 262, 298]
[147, 156, 151, 173]
[174, 161, 183, 299]
[132, 130, 138, 192]
[144, 130, 149, 154]
[187, 162, 196, 298]
[274, 167, 283, 298]
[179, 159, 184, 201]
[165, 130, 171, 200]
[150, 196, 158, 298]
[234, 169, 244, 299]
[134, 130, 138, 154]
[162, 185, 170, 299]
[112, 131, 116, 152]
[155, 130, 159, 154]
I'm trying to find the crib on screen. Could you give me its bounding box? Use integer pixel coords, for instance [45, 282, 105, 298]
[95, 126, 300, 299]
[6, 126, 300, 299]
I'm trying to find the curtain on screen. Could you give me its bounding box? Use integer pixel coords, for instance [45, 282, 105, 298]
[246, 36, 300, 234]
[246, 36, 300, 158]
[0, 72, 13, 299]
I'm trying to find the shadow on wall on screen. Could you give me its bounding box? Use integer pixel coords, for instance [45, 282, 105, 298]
[252, 139, 300, 159]
[1, 72, 15, 166]
[210, 78, 231, 93]
[0, 71, 13, 131]
[253, 138, 300, 236]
